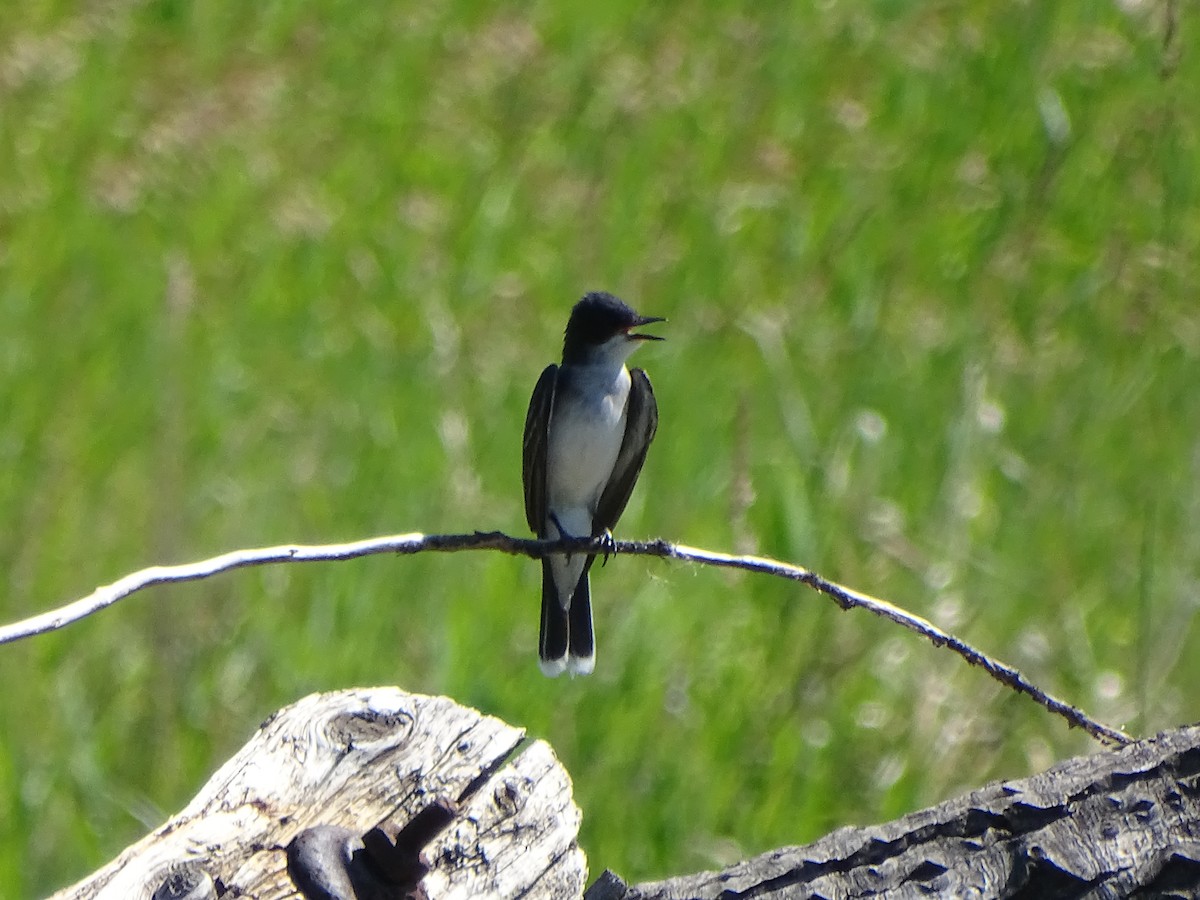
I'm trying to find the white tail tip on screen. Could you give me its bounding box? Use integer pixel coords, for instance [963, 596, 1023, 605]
[567, 654, 595, 677]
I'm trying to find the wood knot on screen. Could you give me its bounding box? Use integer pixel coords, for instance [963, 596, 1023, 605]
[151, 861, 217, 900]
[325, 709, 414, 748]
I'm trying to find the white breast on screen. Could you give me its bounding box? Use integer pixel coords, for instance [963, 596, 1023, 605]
[545, 363, 630, 537]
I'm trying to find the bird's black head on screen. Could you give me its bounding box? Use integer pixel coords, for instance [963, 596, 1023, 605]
[562, 291, 664, 363]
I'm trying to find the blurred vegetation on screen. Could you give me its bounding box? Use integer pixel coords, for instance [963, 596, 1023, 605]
[1, 0, 1197, 895]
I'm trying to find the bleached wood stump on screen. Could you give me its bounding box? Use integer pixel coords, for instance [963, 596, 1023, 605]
[51, 687, 585, 900]
[53, 687, 1200, 899]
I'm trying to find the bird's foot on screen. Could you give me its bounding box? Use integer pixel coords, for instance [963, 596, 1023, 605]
[598, 529, 617, 566]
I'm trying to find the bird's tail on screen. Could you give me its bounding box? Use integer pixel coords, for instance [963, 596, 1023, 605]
[539, 558, 568, 677]
[538, 558, 595, 677]
[567, 570, 594, 676]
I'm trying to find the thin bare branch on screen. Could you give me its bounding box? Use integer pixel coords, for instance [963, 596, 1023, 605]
[0, 531, 1132, 746]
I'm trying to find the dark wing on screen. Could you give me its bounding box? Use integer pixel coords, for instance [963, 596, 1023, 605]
[522, 365, 558, 535]
[593, 368, 658, 535]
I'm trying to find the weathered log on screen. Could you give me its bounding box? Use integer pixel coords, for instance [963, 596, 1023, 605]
[54, 688, 1200, 899]
[52, 687, 585, 900]
[589, 724, 1200, 899]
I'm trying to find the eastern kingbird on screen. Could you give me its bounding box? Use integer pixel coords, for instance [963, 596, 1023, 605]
[522, 291, 664, 677]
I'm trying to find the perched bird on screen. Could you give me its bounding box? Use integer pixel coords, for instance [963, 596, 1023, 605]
[522, 292, 664, 676]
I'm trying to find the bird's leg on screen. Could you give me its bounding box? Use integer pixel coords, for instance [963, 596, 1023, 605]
[549, 512, 571, 540]
[549, 512, 577, 562]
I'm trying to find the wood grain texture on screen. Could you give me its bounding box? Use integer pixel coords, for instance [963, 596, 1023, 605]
[56, 689, 1200, 899]
[52, 687, 585, 900]
[588, 724, 1200, 899]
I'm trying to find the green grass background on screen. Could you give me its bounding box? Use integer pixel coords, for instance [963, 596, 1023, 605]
[2, 1, 1197, 895]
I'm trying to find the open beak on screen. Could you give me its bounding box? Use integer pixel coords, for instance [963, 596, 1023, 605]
[627, 315, 666, 341]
